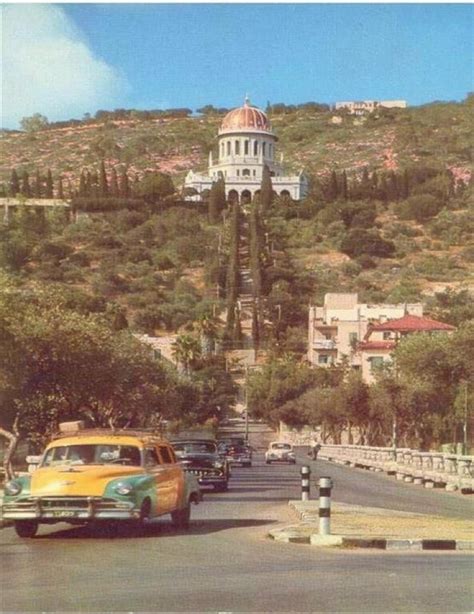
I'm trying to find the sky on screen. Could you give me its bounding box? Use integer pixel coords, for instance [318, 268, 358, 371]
[2, 3, 473, 128]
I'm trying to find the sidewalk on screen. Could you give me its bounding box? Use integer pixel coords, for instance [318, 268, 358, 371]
[268, 500, 474, 550]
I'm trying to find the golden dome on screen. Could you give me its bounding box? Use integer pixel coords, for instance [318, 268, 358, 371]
[220, 97, 271, 133]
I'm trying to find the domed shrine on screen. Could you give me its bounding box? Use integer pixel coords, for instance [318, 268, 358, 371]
[184, 98, 308, 203]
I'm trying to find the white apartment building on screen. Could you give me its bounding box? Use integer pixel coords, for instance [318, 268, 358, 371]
[307, 293, 423, 370]
[334, 100, 407, 115]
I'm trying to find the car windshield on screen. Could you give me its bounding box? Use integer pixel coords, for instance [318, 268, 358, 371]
[272, 443, 292, 450]
[42, 444, 142, 467]
[173, 442, 217, 455]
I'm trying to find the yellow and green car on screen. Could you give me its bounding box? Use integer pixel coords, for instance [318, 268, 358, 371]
[2, 427, 201, 538]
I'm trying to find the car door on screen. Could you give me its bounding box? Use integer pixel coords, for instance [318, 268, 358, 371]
[157, 445, 181, 511]
[144, 446, 170, 516]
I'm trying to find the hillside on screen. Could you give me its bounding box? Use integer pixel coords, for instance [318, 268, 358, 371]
[1, 98, 473, 347]
[1, 99, 472, 191]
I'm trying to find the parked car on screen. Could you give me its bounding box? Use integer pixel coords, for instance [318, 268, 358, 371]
[171, 439, 229, 491]
[265, 442, 296, 464]
[225, 444, 253, 467]
[2, 424, 201, 538]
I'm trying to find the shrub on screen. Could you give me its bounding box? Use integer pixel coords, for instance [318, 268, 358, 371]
[355, 255, 377, 269]
[340, 229, 396, 258]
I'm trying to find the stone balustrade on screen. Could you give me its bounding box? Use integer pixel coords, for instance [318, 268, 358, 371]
[317, 444, 473, 493]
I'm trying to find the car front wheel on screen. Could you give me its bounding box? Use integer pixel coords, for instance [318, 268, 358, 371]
[14, 520, 38, 538]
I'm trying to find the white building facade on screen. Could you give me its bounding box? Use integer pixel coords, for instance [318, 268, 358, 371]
[185, 98, 308, 203]
[307, 293, 423, 372]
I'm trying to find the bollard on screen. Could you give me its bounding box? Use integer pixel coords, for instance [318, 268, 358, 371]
[301, 465, 311, 501]
[318, 476, 333, 535]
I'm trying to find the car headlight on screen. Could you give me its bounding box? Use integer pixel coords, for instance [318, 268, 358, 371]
[114, 482, 133, 495]
[213, 461, 224, 469]
[5, 480, 22, 496]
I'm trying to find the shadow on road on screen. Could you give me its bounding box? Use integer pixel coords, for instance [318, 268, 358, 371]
[33, 517, 277, 540]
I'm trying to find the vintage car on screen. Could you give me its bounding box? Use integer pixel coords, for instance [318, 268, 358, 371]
[2, 424, 201, 538]
[171, 439, 229, 491]
[265, 441, 296, 464]
[224, 444, 253, 467]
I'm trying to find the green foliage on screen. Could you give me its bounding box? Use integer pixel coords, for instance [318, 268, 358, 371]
[0, 281, 196, 441]
[340, 229, 396, 258]
[20, 113, 49, 132]
[137, 172, 175, 203]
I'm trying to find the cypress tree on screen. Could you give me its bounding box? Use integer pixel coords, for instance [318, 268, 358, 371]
[33, 170, 42, 198]
[57, 176, 64, 199]
[110, 167, 119, 197]
[45, 169, 54, 198]
[208, 182, 220, 224]
[21, 171, 31, 197]
[79, 171, 87, 197]
[99, 160, 108, 197]
[260, 165, 273, 214]
[249, 202, 264, 298]
[400, 169, 410, 199]
[232, 306, 243, 343]
[341, 170, 348, 200]
[119, 169, 130, 198]
[327, 170, 338, 201]
[10, 169, 20, 196]
[251, 302, 260, 350]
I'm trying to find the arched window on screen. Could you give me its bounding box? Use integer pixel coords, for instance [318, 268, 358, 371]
[227, 141, 231, 156]
[242, 169, 250, 176]
[253, 141, 258, 156]
[235, 140, 240, 155]
[244, 140, 249, 155]
[262, 142, 266, 156]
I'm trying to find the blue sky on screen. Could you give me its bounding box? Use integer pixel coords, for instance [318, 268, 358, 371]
[2, 3, 473, 127]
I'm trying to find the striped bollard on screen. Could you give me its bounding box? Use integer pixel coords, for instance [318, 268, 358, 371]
[319, 476, 333, 535]
[301, 465, 311, 501]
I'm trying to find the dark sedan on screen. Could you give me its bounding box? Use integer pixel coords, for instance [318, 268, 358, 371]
[171, 439, 229, 492]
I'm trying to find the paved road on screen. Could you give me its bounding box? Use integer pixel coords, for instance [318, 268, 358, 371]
[1, 453, 472, 612]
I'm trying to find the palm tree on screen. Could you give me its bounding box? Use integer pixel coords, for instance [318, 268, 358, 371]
[194, 314, 220, 356]
[172, 334, 201, 374]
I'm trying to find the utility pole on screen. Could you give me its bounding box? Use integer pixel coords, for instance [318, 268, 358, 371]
[245, 365, 249, 443]
[463, 382, 469, 455]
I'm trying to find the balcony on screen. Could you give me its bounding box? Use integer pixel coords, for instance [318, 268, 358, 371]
[313, 340, 337, 350]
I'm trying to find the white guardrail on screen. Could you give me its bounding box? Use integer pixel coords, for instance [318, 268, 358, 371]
[317, 444, 473, 493]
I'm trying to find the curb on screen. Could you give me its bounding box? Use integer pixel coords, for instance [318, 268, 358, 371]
[267, 500, 474, 551]
[268, 527, 474, 551]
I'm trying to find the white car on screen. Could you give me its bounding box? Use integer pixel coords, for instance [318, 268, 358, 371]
[265, 442, 296, 464]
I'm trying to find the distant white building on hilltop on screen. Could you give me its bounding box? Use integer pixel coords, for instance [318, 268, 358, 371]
[185, 97, 308, 203]
[335, 100, 407, 115]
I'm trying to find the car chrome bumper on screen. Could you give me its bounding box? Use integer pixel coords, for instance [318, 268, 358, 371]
[2, 496, 138, 521]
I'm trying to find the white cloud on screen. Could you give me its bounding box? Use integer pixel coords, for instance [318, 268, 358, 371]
[1, 4, 127, 128]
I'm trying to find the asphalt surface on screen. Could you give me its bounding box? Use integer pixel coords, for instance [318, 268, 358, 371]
[1, 451, 473, 612]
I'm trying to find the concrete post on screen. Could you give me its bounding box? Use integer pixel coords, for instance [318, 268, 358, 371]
[319, 477, 333, 535]
[301, 465, 310, 501]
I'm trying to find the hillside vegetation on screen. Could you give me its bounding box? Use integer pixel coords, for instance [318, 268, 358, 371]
[1, 97, 473, 336]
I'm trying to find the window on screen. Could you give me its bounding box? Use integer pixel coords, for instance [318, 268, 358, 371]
[145, 448, 160, 466]
[383, 332, 391, 340]
[235, 140, 240, 155]
[236, 169, 240, 176]
[262, 142, 266, 156]
[227, 141, 230, 156]
[369, 356, 384, 370]
[253, 141, 258, 156]
[244, 140, 249, 155]
[349, 333, 358, 344]
[158, 446, 173, 464]
[318, 355, 329, 365]
[242, 168, 250, 176]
